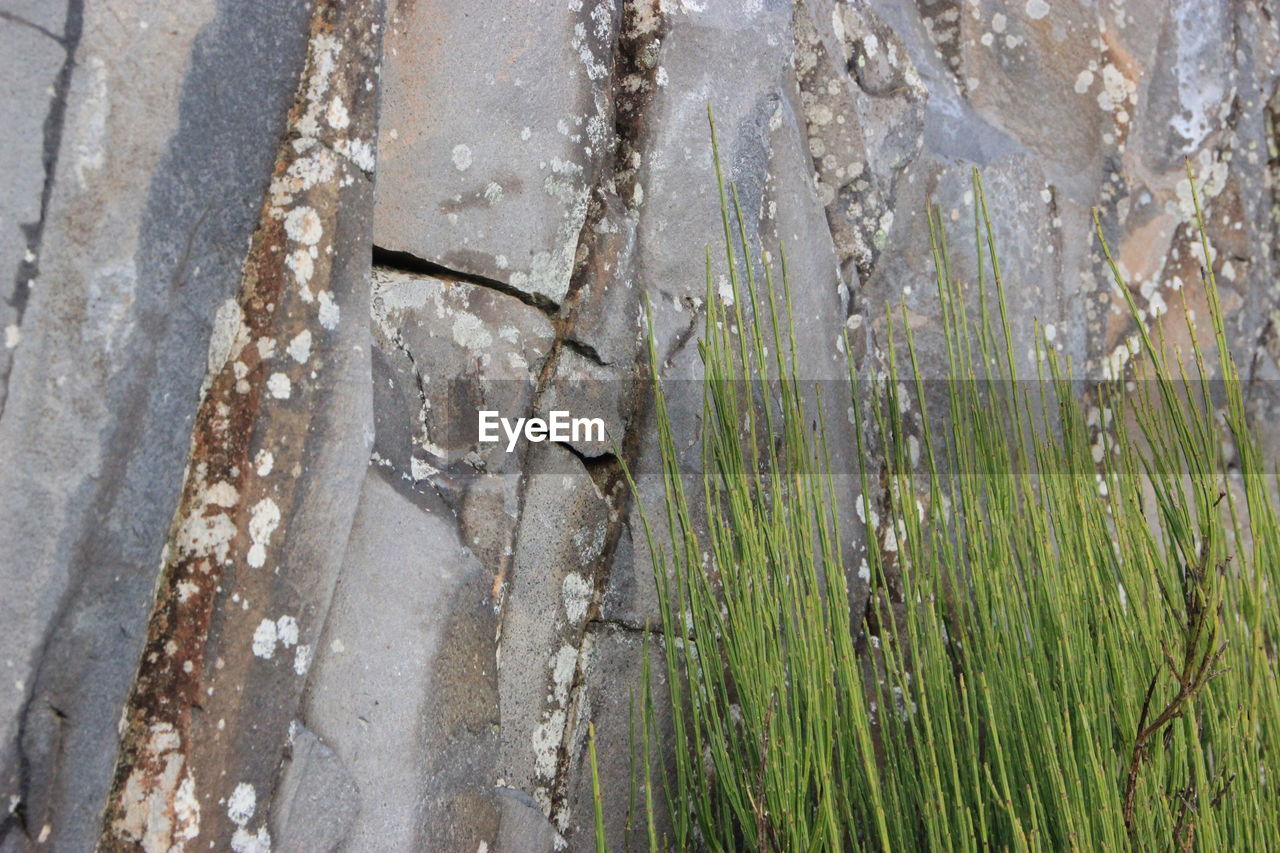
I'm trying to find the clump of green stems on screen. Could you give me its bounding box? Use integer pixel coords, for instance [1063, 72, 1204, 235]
[606, 113, 1280, 851]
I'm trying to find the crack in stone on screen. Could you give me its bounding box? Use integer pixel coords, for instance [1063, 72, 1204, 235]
[371, 245, 559, 315]
[367, 294, 462, 511]
[0, 10, 66, 44]
[1, 0, 83, 421]
[528, 0, 668, 826]
[586, 616, 663, 637]
[559, 336, 609, 367]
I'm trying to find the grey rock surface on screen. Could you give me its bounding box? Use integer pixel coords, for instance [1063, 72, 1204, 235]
[373, 0, 616, 306]
[269, 724, 360, 853]
[0, 0, 1276, 850]
[494, 786, 562, 853]
[0, 1, 314, 848]
[559, 624, 673, 853]
[298, 468, 499, 851]
[98, 0, 384, 846]
[496, 441, 614, 818]
[0, 0, 74, 412]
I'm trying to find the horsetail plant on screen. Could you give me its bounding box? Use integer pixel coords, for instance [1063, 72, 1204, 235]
[603, 111, 1280, 851]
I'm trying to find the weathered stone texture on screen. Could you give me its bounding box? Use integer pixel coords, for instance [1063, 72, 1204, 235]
[1, 1, 316, 848]
[0, 0, 75, 413]
[98, 2, 385, 849]
[0, 0, 1277, 850]
[295, 468, 499, 850]
[373, 0, 617, 305]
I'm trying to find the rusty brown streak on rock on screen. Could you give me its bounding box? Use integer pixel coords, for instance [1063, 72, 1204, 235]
[100, 1, 385, 850]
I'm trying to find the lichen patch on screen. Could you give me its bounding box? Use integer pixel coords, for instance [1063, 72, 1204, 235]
[286, 329, 312, 363]
[175, 506, 237, 564]
[561, 573, 591, 624]
[317, 290, 341, 329]
[283, 206, 323, 245]
[252, 620, 278, 659]
[246, 498, 281, 568]
[230, 825, 272, 853]
[111, 723, 199, 851]
[226, 782, 256, 827]
[267, 372, 292, 400]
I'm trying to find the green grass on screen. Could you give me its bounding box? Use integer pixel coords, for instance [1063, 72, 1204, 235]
[608, 110, 1280, 851]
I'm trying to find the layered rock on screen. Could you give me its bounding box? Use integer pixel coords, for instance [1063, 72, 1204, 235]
[0, 0, 1277, 850]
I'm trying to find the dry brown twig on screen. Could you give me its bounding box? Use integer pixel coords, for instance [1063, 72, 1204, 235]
[1122, 555, 1230, 840]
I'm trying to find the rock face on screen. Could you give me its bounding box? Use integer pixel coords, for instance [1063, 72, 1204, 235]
[0, 0, 1277, 850]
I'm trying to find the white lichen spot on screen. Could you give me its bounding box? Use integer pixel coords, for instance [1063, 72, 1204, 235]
[1102, 342, 1132, 380]
[287, 144, 337, 187]
[254, 450, 274, 477]
[1025, 0, 1049, 20]
[227, 782, 256, 827]
[326, 95, 349, 130]
[176, 581, 199, 603]
[452, 143, 473, 171]
[267, 372, 292, 400]
[207, 299, 243, 373]
[451, 313, 493, 349]
[111, 723, 199, 849]
[410, 457, 436, 482]
[252, 619, 278, 659]
[205, 481, 240, 509]
[855, 494, 880, 529]
[562, 573, 591, 624]
[246, 498, 281, 568]
[176, 507, 237, 564]
[1096, 63, 1133, 112]
[284, 206, 323, 246]
[550, 643, 577, 707]
[336, 137, 376, 172]
[532, 709, 567, 779]
[230, 826, 271, 853]
[276, 615, 299, 648]
[286, 329, 312, 364]
[293, 644, 312, 676]
[173, 774, 200, 845]
[317, 290, 340, 330]
[286, 249, 314, 299]
[991, 13, 1007, 32]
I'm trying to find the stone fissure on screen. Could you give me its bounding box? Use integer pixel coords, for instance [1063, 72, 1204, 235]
[9, 0, 82, 306]
[371, 244, 558, 314]
[517, 0, 670, 827]
[0, 10, 65, 44]
[0, 0, 83, 420]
